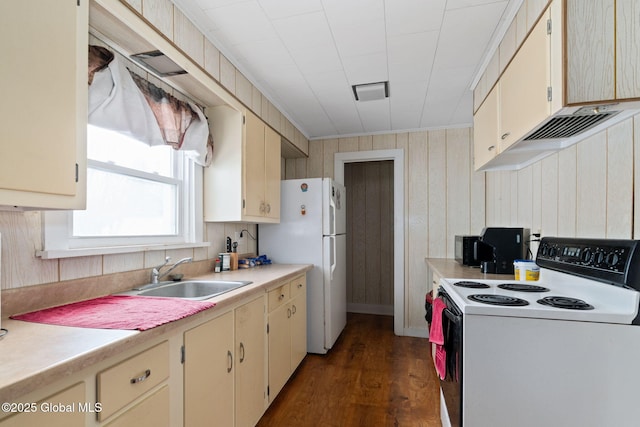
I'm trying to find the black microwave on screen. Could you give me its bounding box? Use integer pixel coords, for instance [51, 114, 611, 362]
[455, 235, 481, 266]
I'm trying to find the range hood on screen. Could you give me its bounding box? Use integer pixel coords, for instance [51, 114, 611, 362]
[479, 101, 640, 171]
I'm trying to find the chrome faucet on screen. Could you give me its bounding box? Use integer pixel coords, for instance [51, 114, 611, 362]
[150, 256, 193, 284]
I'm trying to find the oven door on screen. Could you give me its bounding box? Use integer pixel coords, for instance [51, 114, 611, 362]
[438, 288, 463, 427]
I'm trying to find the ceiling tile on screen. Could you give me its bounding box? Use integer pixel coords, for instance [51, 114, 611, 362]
[385, 0, 446, 35]
[258, 0, 323, 20]
[176, 0, 521, 138]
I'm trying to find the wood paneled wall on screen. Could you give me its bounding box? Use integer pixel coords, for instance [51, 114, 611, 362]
[485, 114, 639, 245]
[344, 161, 394, 313]
[284, 128, 483, 331]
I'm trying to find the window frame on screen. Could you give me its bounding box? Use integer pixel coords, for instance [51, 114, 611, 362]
[40, 149, 205, 258]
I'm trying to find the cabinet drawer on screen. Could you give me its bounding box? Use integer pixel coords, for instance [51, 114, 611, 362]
[97, 341, 170, 421]
[290, 275, 306, 298]
[268, 283, 290, 312]
[103, 385, 170, 427]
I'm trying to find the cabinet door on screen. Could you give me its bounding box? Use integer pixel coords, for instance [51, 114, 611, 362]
[235, 297, 266, 427]
[290, 285, 307, 370]
[264, 126, 281, 220]
[616, 0, 640, 99]
[0, 383, 85, 427]
[268, 302, 291, 402]
[499, 8, 551, 151]
[473, 85, 499, 170]
[566, 0, 615, 104]
[0, 0, 87, 209]
[244, 111, 266, 217]
[184, 312, 234, 427]
[104, 386, 170, 427]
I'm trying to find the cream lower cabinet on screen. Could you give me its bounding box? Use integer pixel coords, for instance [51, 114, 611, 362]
[290, 276, 307, 370]
[0, 383, 86, 427]
[267, 275, 307, 403]
[184, 311, 235, 427]
[0, 0, 87, 210]
[184, 295, 266, 427]
[235, 297, 267, 427]
[97, 341, 170, 425]
[204, 106, 280, 223]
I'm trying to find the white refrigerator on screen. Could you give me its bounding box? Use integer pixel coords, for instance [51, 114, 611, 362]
[259, 178, 347, 354]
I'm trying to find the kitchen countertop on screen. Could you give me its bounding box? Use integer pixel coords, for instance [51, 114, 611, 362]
[0, 264, 312, 403]
[425, 258, 513, 281]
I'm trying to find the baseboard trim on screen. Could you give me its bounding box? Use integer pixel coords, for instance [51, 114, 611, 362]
[347, 303, 394, 316]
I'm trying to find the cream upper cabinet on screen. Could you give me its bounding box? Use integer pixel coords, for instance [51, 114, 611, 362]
[204, 107, 281, 223]
[0, 0, 87, 210]
[244, 111, 281, 221]
[616, 0, 640, 99]
[498, 8, 551, 152]
[473, 86, 500, 170]
[566, 0, 615, 104]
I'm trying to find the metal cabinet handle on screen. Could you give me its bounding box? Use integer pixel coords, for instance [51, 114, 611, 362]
[292, 305, 297, 315]
[279, 293, 285, 301]
[227, 350, 233, 373]
[266, 203, 271, 214]
[239, 342, 245, 363]
[130, 369, 151, 384]
[287, 307, 292, 319]
[488, 145, 495, 151]
[501, 132, 510, 140]
[297, 283, 303, 289]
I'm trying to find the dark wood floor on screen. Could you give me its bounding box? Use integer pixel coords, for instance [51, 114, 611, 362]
[257, 313, 441, 427]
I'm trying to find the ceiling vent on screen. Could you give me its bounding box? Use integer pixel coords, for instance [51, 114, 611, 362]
[352, 81, 389, 101]
[524, 109, 618, 140]
[130, 50, 187, 77]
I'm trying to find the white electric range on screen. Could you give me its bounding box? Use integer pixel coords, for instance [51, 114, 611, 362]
[435, 237, 640, 427]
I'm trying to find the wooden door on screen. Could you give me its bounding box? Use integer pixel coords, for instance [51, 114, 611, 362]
[566, 0, 615, 104]
[616, 0, 640, 99]
[344, 161, 394, 313]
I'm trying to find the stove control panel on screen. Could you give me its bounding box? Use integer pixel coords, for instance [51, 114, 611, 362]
[537, 237, 640, 289]
[539, 242, 628, 271]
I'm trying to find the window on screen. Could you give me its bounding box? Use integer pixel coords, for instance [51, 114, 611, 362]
[41, 125, 203, 255]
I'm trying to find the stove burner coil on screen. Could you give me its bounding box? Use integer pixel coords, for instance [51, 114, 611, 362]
[497, 283, 550, 292]
[454, 281, 491, 289]
[537, 296, 594, 310]
[468, 294, 529, 306]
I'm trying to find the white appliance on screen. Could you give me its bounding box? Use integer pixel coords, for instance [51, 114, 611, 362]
[433, 236, 640, 427]
[259, 178, 347, 354]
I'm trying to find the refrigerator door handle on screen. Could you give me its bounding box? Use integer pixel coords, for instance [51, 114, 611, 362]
[330, 235, 336, 280]
[329, 203, 335, 235]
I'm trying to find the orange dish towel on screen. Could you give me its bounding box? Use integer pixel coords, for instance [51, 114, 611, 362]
[10, 295, 215, 331]
[429, 297, 446, 345]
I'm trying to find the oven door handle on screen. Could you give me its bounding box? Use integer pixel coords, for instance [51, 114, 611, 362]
[443, 308, 462, 325]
